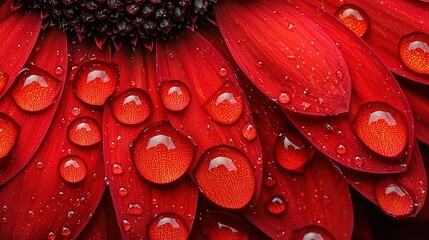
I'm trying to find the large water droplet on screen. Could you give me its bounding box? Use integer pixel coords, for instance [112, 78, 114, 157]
[274, 131, 314, 172]
[159, 80, 191, 112]
[203, 81, 243, 125]
[131, 121, 195, 184]
[11, 66, 62, 112]
[111, 88, 152, 125]
[375, 179, 415, 217]
[194, 145, 255, 209]
[353, 102, 408, 158]
[265, 195, 287, 215]
[335, 4, 369, 37]
[0, 113, 19, 159]
[0, 70, 9, 92]
[398, 32, 429, 74]
[74, 61, 119, 106]
[58, 155, 88, 183]
[67, 117, 101, 147]
[147, 212, 189, 240]
[292, 225, 334, 240]
[198, 212, 250, 240]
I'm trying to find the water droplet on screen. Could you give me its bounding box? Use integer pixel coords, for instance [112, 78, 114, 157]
[292, 225, 334, 240]
[67, 117, 101, 147]
[118, 187, 128, 197]
[0, 113, 20, 159]
[265, 195, 287, 215]
[197, 212, 250, 239]
[26, 210, 35, 221]
[61, 227, 71, 236]
[203, 81, 243, 125]
[47, 232, 56, 240]
[278, 92, 290, 104]
[58, 155, 88, 183]
[274, 131, 314, 172]
[353, 102, 408, 158]
[127, 203, 143, 215]
[336, 144, 347, 155]
[148, 212, 189, 240]
[375, 179, 415, 217]
[1, 218, 7, 224]
[74, 61, 119, 106]
[335, 4, 369, 37]
[264, 176, 276, 188]
[2, 206, 8, 212]
[55, 66, 64, 76]
[398, 32, 429, 74]
[122, 219, 131, 231]
[11, 66, 62, 112]
[218, 67, 228, 77]
[159, 80, 191, 112]
[354, 156, 363, 167]
[0, 70, 9, 92]
[194, 145, 255, 209]
[111, 88, 152, 125]
[131, 121, 195, 184]
[242, 123, 257, 141]
[112, 163, 123, 175]
[71, 106, 81, 116]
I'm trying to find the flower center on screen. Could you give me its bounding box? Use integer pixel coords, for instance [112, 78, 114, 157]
[15, 0, 217, 45]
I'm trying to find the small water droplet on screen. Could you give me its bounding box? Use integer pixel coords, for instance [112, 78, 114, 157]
[112, 163, 123, 175]
[71, 106, 81, 116]
[127, 203, 143, 215]
[111, 88, 152, 125]
[55, 66, 64, 76]
[26, 210, 35, 221]
[67, 117, 101, 147]
[58, 155, 88, 183]
[265, 195, 287, 215]
[242, 123, 257, 141]
[335, 4, 369, 37]
[278, 93, 290, 104]
[218, 67, 228, 77]
[159, 80, 191, 112]
[292, 225, 334, 240]
[274, 131, 314, 172]
[122, 219, 131, 231]
[61, 227, 71, 236]
[264, 176, 276, 187]
[47, 232, 56, 240]
[148, 212, 189, 240]
[336, 144, 347, 155]
[118, 187, 128, 197]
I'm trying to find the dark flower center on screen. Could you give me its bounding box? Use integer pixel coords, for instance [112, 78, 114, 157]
[14, 0, 217, 44]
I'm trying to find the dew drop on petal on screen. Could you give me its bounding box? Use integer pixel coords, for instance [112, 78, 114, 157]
[335, 4, 369, 37]
[198, 212, 250, 239]
[353, 102, 408, 158]
[398, 32, 429, 74]
[159, 80, 191, 112]
[336, 144, 347, 155]
[194, 145, 255, 209]
[74, 61, 119, 106]
[278, 92, 290, 104]
[375, 179, 415, 217]
[67, 117, 101, 147]
[118, 187, 128, 197]
[58, 155, 88, 183]
[47, 232, 56, 240]
[0, 113, 20, 159]
[0, 70, 9, 92]
[55, 66, 64, 76]
[61, 227, 71, 236]
[122, 219, 131, 231]
[112, 163, 123, 175]
[11, 66, 62, 112]
[127, 203, 143, 216]
[131, 121, 195, 184]
[264, 175, 276, 188]
[265, 195, 287, 215]
[203, 81, 243, 125]
[218, 67, 228, 77]
[111, 88, 152, 125]
[147, 212, 189, 240]
[292, 225, 335, 240]
[274, 131, 314, 172]
[242, 123, 257, 141]
[26, 210, 35, 221]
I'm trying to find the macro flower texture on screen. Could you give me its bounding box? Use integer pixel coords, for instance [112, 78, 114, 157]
[0, 0, 428, 239]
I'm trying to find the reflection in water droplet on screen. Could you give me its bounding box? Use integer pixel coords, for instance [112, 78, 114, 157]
[67, 117, 101, 147]
[111, 88, 152, 125]
[58, 155, 88, 183]
[147, 212, 189, 240]
[274, 131, 314, 172]
[375, 179, 415, 217]
[159, 80, 191, 112]
[398, 32, 429, 74]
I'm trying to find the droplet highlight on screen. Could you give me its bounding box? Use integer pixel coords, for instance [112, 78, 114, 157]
[274, 131, 314, 172]
[58, 155, 88, 183]
[292, 225, 334, 240]
[131, 121, 195, 184]
[111, 88, 152, 125]
[0, 113, 19, 159]
[375, 179, 415, 217]
[203, 81, 243, 125]
[74, 61, 119, 106]
[159, 80, 191, 112]
[11, 66, 62, 112]
[335, 4, 369, 37]
[67, 117, 101, 147]
[353, 102, 408, 158]
[194, 145, 255, 209]
[147, 212, 189, 240]
[398, 32, 429, 74]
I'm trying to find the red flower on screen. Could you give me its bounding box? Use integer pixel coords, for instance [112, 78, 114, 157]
[0, 0, 428, 239]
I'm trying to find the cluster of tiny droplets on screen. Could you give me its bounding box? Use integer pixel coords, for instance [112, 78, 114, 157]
[13, 0, 217, 45]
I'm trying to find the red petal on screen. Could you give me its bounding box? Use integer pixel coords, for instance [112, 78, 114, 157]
[0, 28, 67, 185]
[399, 78, 429, 145]
[0, 11, 41, 97]
[0, 0, 13, 22]
[335, 142, 427, 218]
[0, 39, 109, 239]
[78, 190, 122, 240]
[285, 0, 414, 174]
[308, 0, 429, 84]
[156, 30, 263, 209]
[104, 44, 198, 239]
[242, 90, 353, 239]
[214, 0, 351, 116]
